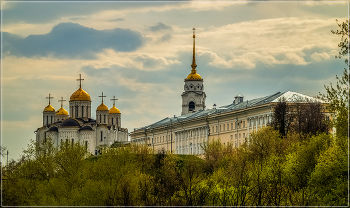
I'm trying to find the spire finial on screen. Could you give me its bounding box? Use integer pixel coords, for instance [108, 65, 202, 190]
[191, 28, 197, 72]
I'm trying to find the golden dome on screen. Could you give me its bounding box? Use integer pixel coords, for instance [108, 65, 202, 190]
[56, 107, 68, 115]
[109, 105, 121, 114]
[97, 103, 109, 111]
[186, 72, 202, 80]
[43, 104, 55, 112]
[70, 87, 91, 101]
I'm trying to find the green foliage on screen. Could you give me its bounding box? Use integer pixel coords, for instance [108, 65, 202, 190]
[3, 126, 346, 206]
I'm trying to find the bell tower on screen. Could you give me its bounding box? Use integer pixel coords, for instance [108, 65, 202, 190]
[181, 28, 206, 115]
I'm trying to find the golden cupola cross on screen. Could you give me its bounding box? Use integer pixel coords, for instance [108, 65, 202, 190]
[99, 92, 106, 104]
[76, 74, 84, 88]
[46, 94, 54, 105]
[111, 96, 118, 107]
[58, 97, 66, 108]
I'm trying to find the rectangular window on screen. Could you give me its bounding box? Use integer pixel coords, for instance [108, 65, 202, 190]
[163, 136, 164, 142]
[101, 131, 103, 141]
[220, 125, 221, 132]
[263, 117, 265, 124]
[235, 134, 237, 139]
[243, 133, 245, 138]
[231, 135, 233, 140]
[243, 121, 245, 128]
[239, 133, 241, 138]
[231, 123, 233, 130]
[223, 125, 225, 131]
[227, 124, 229, 130]
[75, 106, 78, 118]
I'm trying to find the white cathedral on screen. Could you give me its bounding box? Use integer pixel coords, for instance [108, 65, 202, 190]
[35, 76, 128, 155]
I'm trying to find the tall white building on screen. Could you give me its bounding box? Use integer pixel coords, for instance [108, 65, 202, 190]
[35, 75, 128, 155]
[181, 28, 206, 115]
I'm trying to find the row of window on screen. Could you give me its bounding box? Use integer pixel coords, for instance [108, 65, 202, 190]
[230, 133, 246, 140]
[211, 121, 246, 133]
[71, 106, 90, 118]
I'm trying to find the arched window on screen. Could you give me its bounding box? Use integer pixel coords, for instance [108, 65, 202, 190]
[189, 101, 195, 111]
[104, 115, 106, 123]
[112, 118, 114, 125]
[46, 116, 48, 125]
[100, 131, 103, 141]
[82, 106, 84, 117]
[99, 114, 102, 123]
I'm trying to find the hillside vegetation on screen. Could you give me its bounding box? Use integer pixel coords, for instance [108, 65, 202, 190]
[2, 127, 347, 206]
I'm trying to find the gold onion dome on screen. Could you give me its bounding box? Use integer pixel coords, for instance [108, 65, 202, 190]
[70, 87, 91, 101]
[187, 70, 202, 80]
[109, 105, 121, 114]
[44, 104, 55, 112]
[97, 103, 109, 111]
[56, 107, 68, 115]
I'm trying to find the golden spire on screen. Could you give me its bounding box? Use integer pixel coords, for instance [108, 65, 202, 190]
[191, 28, 197, 72]
[186, 28, 202, 80]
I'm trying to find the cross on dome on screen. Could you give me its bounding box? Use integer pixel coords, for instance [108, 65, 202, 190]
[76, 74, 84, 88]
[46, 94, 54, 105]
[110, 96, 118, 106]
[99, 92, 106, 103]
[58, 97, 66, 108]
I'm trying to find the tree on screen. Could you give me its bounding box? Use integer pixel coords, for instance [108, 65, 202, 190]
[319, 19, 349, 139]
[271, 99, 329, 137]
[271, 99, 291, 137]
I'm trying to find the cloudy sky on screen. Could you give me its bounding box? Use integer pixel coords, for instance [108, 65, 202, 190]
[1, 1, 348, 160]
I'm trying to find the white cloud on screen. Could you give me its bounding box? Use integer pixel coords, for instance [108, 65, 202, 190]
[82, 49, 180, 71]
[284, 53, 309, 65]
[311, 52, 331, 62]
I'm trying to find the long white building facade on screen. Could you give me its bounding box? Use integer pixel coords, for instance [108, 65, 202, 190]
[130, 29, 322, 154]
[35, 75, 128, 155]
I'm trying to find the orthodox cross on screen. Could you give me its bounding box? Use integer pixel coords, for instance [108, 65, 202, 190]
[58, 97, 66, 108]
[46, 94, 54, 105]
[99, 92, 106, 103]
[110, 96, 118, 106]
[76, 74, 84, 88]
